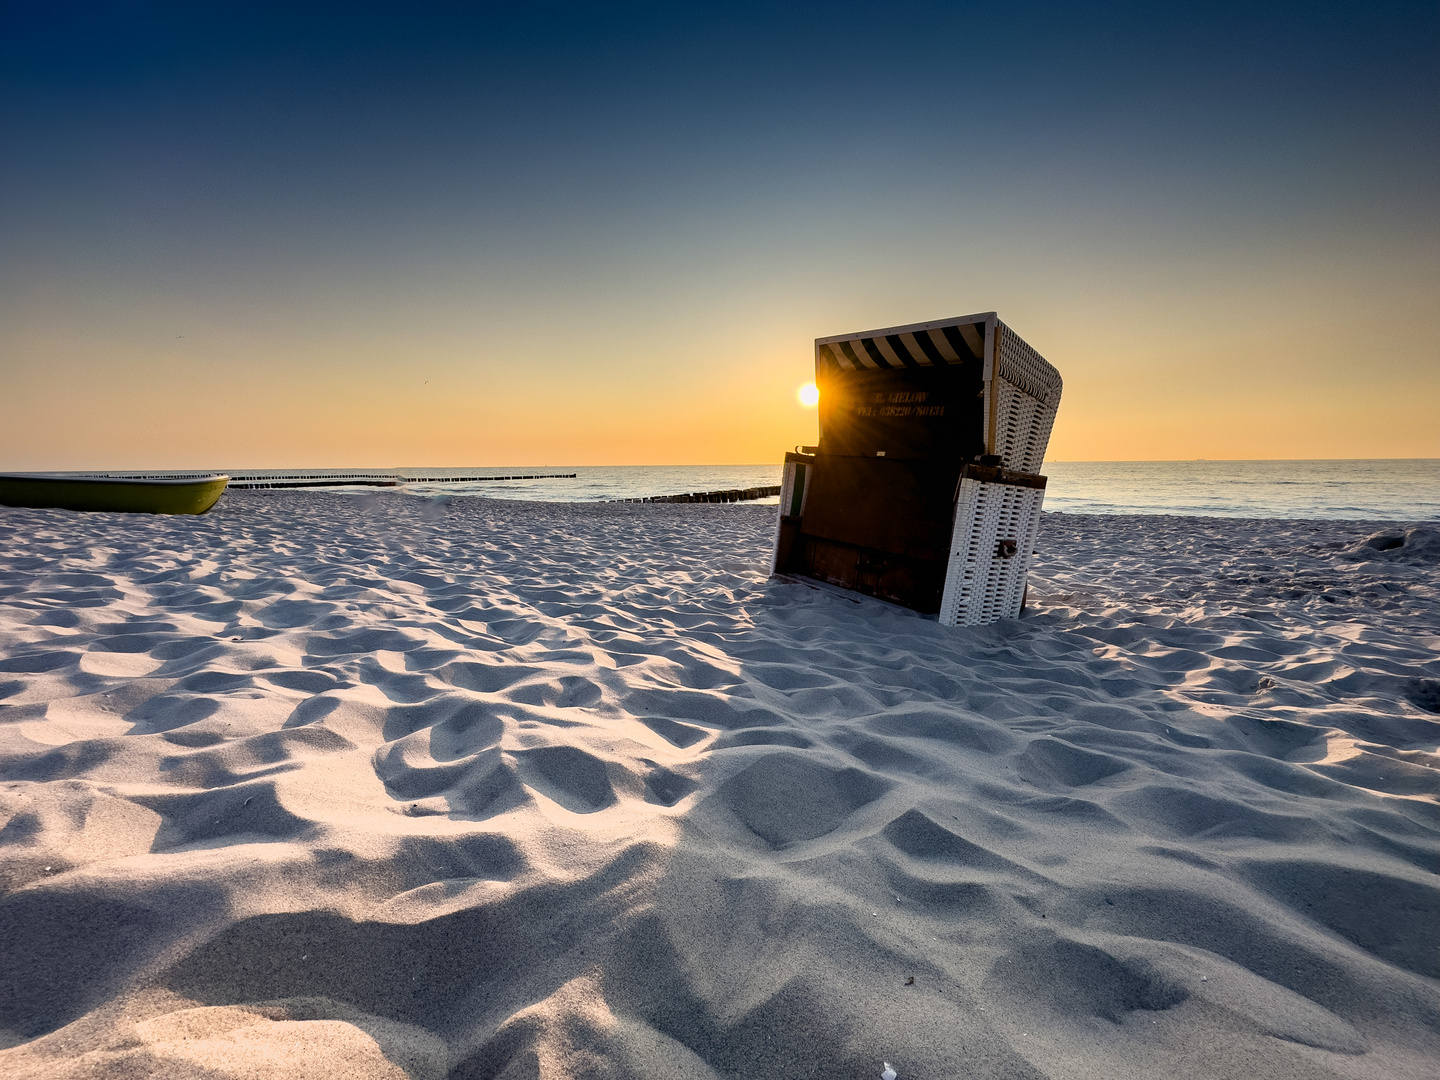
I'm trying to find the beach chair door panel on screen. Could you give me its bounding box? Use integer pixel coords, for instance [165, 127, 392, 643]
[785, 455, 959, 612]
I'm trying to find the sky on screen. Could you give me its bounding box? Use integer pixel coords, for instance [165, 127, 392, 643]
[2, 0, 1436, 468]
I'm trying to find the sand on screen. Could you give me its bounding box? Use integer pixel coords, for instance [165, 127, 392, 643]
[0, 491, 1436, 1080]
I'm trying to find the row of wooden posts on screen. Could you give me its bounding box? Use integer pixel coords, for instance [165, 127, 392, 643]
[613, 485, 781, 504]
[227, 473, 578, 489]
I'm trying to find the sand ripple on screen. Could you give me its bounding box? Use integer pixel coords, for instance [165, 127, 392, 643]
[0, 495, 1436, 1078]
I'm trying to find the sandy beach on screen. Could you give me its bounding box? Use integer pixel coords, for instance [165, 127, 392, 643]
[0, 491, 1436, 1079]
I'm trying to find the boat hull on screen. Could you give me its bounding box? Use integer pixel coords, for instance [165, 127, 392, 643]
[0, 475, 230, 515]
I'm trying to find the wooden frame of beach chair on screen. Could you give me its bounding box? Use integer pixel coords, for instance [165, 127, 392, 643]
[772, 312, 1062, 626]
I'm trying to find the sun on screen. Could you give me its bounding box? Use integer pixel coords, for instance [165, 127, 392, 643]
[797, 382, 820, 407]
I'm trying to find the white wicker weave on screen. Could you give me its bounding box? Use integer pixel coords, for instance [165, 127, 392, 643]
[938, 477, 1045, 626]
[937, 318, 1061, 625]
[985, 320, 1063, 474]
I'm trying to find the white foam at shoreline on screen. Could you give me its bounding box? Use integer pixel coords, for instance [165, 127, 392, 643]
[0, 493, 1436, 1078]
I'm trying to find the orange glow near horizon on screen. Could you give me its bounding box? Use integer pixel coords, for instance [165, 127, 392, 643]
[1, 240, 1435, 469]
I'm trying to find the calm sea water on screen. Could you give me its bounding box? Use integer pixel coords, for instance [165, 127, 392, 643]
[399, 460, 1439, 519]
[1039, 460, 1440, 520]
[124, 460, 1440, 520]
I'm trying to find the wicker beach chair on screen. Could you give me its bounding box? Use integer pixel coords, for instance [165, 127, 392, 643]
[772, 313, 1063, 626]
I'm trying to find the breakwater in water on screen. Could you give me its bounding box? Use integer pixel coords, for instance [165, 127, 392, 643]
[612, 485, 781, 504]
[226, 472, 577, 489]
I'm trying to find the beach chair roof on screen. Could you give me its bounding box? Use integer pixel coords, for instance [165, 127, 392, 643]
[815, 312, 995, 372]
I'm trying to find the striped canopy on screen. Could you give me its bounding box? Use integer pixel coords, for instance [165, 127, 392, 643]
[816, 315, 990, 372]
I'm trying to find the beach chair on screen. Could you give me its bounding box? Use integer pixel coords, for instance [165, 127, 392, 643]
[772, 313, 1062, 626]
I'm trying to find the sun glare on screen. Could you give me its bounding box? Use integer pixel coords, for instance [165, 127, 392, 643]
[798, 382, 820, 407]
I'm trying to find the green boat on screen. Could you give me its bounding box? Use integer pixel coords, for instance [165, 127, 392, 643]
[0, 473, 230, 515]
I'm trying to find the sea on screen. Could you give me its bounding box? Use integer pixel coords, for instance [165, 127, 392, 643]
[195, 459, 1440, 521]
